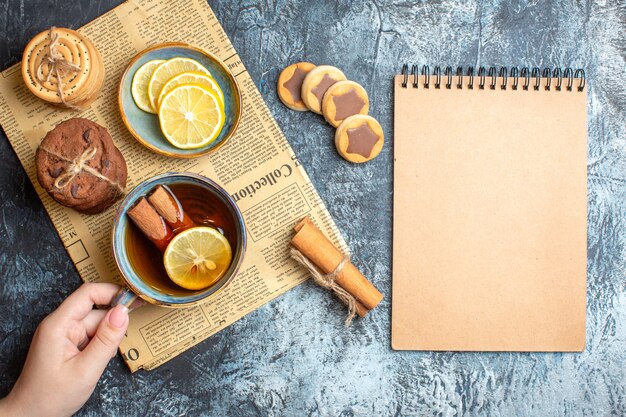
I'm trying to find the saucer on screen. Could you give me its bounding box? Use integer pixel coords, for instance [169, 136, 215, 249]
[118, 43, 242, 158]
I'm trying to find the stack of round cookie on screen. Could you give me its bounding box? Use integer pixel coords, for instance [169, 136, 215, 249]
[278, 62, 384, 163]
[22, 27, 105, 110]
[36, 118, 127, 214]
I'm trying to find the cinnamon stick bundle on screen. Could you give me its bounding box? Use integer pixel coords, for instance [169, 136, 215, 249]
[127, 186, 196, 252]
[147, 185, 195, 232]
[290, 217, 383, 318]
[127, 197, 174, 252]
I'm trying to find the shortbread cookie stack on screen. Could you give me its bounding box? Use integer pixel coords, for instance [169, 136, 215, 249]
[22, 27, 104, 110]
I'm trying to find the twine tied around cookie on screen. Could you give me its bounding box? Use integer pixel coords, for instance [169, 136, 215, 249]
[290, 247, 357, 326]
[39, 146, 125, 193]
[35, 27, 82, 110]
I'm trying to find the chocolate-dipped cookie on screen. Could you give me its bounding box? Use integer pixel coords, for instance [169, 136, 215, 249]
[322, 80, 369, 127]
[301, 65, 346, 114]
[36, 118, 127, 214]
[335, 115, 384, 163]
[277, 62, 316, 111]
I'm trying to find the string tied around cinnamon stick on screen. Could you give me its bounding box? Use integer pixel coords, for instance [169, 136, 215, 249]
[39, 145, 125, 193]
[290, 247, 358, 326]
[35, 27, 82, 110]
[290, 217, 383, 324]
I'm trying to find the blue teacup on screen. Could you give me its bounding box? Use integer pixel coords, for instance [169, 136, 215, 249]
[112, 172, 246, 308]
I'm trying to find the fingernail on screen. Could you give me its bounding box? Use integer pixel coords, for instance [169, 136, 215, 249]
[109, 305, 129, 328]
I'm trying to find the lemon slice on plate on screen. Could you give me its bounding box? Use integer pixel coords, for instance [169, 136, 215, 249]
[163, 227, 232, 290]
[159, 84, 225, 149]
[131, 59, 165, 113]
[148, 57, 210, 110]
[157, 71, 224, 109]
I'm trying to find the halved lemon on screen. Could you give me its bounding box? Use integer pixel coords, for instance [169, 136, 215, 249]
[131, 59, 165, 113]
[163, 227, 232, 290]
[157, 71, 224, 109]
[159, 84, 225, 149]
[148, 57, 210, 110]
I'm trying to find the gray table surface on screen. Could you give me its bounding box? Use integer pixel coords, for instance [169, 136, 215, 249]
[1, 1, 624, 416]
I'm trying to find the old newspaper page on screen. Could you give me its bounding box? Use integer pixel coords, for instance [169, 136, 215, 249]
[0, 0, 345, 372]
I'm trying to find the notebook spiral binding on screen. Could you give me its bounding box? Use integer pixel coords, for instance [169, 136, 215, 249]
[400, 64, 586, 92]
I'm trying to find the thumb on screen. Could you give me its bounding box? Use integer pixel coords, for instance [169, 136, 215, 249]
[78, 304, 129, 379]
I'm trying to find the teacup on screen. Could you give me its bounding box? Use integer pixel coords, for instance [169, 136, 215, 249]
[111, 172, 246, 308]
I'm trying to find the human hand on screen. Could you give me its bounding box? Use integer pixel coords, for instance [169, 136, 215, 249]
[0, 283, 129, 417]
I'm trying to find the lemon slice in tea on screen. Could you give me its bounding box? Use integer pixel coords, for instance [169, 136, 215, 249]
[163, 227, 232, 290]
[158, 84, 225, 149]
[131, 59, 165, 113]
[157, 71, 224, 109]
[148, 57, 210, 110]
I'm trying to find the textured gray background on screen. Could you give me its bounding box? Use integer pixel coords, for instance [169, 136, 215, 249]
[1, 0, 625, 416]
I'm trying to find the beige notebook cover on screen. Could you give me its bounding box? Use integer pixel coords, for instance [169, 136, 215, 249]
[392, 69, 587, 351]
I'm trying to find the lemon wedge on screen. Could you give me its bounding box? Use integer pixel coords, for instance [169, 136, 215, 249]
[131, 59, 165, 113]
[157, 71, 224, 109]
[148, 57, 210, 110]
[163, 227, 232, 290]
[158, 84, 225, 149]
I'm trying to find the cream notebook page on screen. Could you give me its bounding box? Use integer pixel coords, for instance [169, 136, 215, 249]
[392, 71, 587, 351]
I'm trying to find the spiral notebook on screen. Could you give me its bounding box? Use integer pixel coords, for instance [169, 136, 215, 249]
[392, 66, 588, 351]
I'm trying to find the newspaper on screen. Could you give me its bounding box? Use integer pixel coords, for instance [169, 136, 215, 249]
[0, 0, 345, 372]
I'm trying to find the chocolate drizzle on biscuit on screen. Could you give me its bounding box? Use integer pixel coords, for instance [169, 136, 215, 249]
[333, 88, 366, 121]
[283, 67, 308, 103]
[312, 74, 338, 101]
[83, 129, 93, 144]
[49, 166, 63, 178]
[346, 124, 380, 158]
[71, 184, 80, 198]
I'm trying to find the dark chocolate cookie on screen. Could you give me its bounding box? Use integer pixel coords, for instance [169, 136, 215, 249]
[36, 118, 127, 214]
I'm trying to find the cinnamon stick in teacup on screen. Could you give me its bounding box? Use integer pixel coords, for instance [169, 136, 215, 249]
[147, 185, 195, 232]
[291, 217, 383, 317]
[127, 197, 174, 252]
